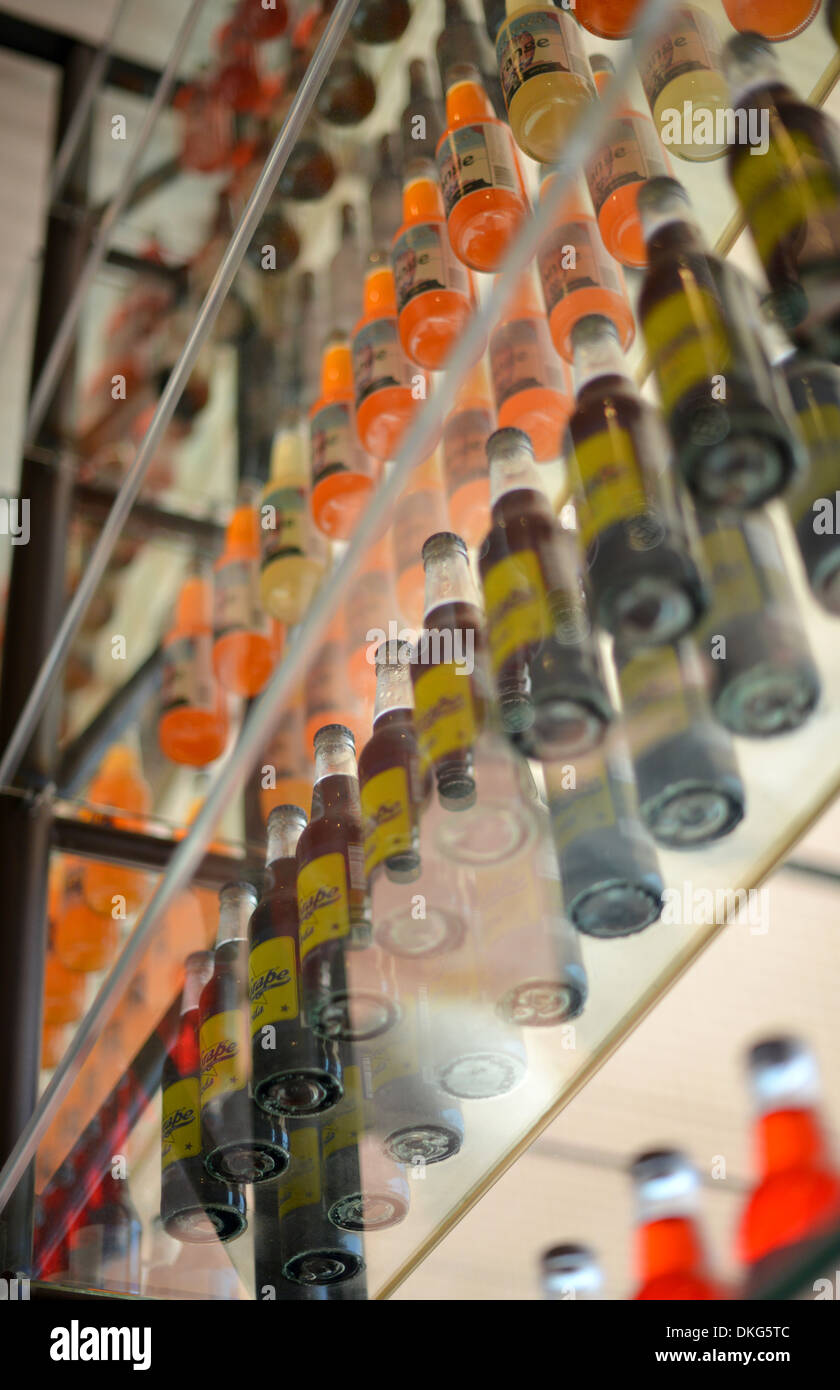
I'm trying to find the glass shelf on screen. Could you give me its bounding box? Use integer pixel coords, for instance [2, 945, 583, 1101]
[3, 0, 840, 1301]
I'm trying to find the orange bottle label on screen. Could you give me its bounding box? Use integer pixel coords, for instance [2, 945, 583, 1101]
[310, 400, 359, 486]
[442, 407, 494, 496]
[393, 222, 469, 310]
[161, 633, 216, 713]
[490, 317, 563, 405]
[586, 115, 669, 216]
[352, 318, 409, 406]
[538, 220, 623, 312]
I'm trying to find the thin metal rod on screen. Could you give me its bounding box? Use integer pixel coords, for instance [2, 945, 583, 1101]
[48, 0, 132, 204]
[0, 0, 676, 1220]
[0, 0, 359, 791]
[24, 0, 208, 449]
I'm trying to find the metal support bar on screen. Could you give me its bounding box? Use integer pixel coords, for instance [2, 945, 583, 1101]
[73, 482, 224, 551]
[0, 12, 184, 100]
[51, 814, 260, 888]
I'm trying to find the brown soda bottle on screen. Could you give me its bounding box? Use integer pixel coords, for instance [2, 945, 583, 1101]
[297, 726, 398, 1041]
[567, 314, 708, 650]
[352, 0, 412, 43]
[329, 204, 366, 337]
[478, 426, 613, 758]
[199, 882, 290, 1185]
[437, 0, 506, 120]
[783, 352, 840, 615]
[400, 59, 444, 166]
[370, 133, 405, 249]
[249, 806, 343, 1117]
[724, 33, 840, 361]
[637, 176, 801, 512]
[359, 641, 430, 888]
[411, 531, 489, 811]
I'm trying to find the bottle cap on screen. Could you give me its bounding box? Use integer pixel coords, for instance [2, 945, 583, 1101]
[746, 1036, 820, 1111]
[422, 531, 469, 566]
[374, 637, 415, 667]
[219, 880, 259, 908]
[637, 176, 694, 238]
[629, 1149, 699, 1217]
[486, 426, 534, 462]
[541, 1243, 602, 1298]
[313, 723, 356, 752]
[444, 61, 481, 93]
[266, 804, 308, 831]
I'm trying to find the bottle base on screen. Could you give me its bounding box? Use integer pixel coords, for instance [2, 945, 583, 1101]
[328, 1192, 409, 1232]
[570, 878, 663, 938]
[641, 780, 745, 849]
[205, 1140, 289, 1186]
[374, 904, 466, 957]
[497, 969, 588, 1027]
[310, 989, 400, 1042]
[434, 794, 537, 866]
[283, 1249, 364, 1286]
[436, 1049, 527, 1100]
[254, 1069, 343, 1117]
[385, 1123, 462, 1165]
[714, 663, 821, 737]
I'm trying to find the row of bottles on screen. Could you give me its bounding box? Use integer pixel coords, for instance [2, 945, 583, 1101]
[542, 1036, 840, 1299]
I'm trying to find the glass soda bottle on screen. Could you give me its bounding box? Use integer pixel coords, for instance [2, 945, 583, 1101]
[258, 691, 314, 824]
[637, 176, 801, 511]
[436, 62, 530, 274]
[401, 59, 444, 166]
[159, 573, 229, 767]
[495, 0, 596, 164]
[275, 1121, 365, 1292]
[321, 1064, 410, 1232]
[635, 5, 729, 162]
[199, 882, 290, 1185]
[352, 251, 422, 464]
[479, 426, 613, 756]
[489, 267, 573, 462]
[370, 132, 405, 248]
[537, 171, 635, 361]
[343, 531, 400, 702]
[160, 950, 247, 1243]
[213, 492, 281, 697]
[441, 357, 496, 548]
[437, 0, 505, 119]
[329, 203, 365, 336]
[541, 1244, 602, 1300]
[249, 806, 343, 1118]
[721, 0, 819, 43]
[411, 532, 488, 811]
[43, 948, 85, 1027]
[358, 1007, 465, 1167]
[614, 640, 745, 850]
[585, 53, 672, 270]
[304, 617, 371, 753]
[82, 742, 151, 916]
[567, 314, 707, 650]
[631, 1150, 726, 1299]
[296, 725, 397, 1041]
[309, 333, 377, 540]
[783, 353, 840, 615]
[723, 32, 840, 361]
[392, 158, 478, 372]
[54, 856, 119, 974]
[576, 0, 644, 40]
[738, 1037, 840, 1294]
[259, 414, 328, 625]
[359, 641, 430, 888]
[352, 0, 412, 43]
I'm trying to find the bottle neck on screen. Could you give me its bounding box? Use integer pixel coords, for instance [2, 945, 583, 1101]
[181, 956, 212, 1016]
[403, 174, 443, 224]
[363, 266, 397, 316]
[755, 1108, 830, 1175]
[446, 77, 492, 127]
[314, 734, 358, 784]
[215, 889, 254, 948]
[374, 659, 414, 722]
[266, 817, 305, 866]
[572, 318, 632, 397]
[489, 445, 545, 507]
[423, 546, 478, 619]
[269, 424, 305, 485]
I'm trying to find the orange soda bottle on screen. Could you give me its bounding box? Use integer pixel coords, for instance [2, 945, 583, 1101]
[536, 170, 635, 360]
[159, 574, 230, 767]
[257, 688, 314, 823]
[213, 493, 283, 697]
[489, 266, 573, 461]
[631, 1150, 726, 1300]
[721, 0, 819, 42]
[352, 252, 424, 463]
[54, 857, 119, 974]
[738, 1038, 840, 1291]
[576, 0, 644, 39]
[585, 54, 672, 270]
[259, 415, 328, 624]
[436, 63, 530, 274]
[41, 1023, 68, 1070]
[441, 358, 496, 548]
[82, 743, 151, 916]
[392, 158, 478, 371]
[391, 450, 450, 626]
[310, 334, 377, 539]
[304, 615, 372, 754]
[43, 950, 86, 1026]
[343, 530, 399, 702]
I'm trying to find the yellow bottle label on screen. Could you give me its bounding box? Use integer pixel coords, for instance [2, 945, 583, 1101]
[361, 766, 412, 879]
[573, 425, 646, 546]
[700, 527, 763, 623]
[789, 403, 840, 524]
[413, 661, 477, 774]
[619, 646, 691, 758]
[297, 851, 350, 960]
[161, 1077, 201, 1171]
[322, 1065, 363, 1160]
[199, 1010, 247, 1108]
[483, 548, 553, 673]
[732, 130, 840, 268]
[276, 1125, 320, 1218]
[547, 753, 618, 847]
[248, 935, 299, 1036]
[642, 286, 732, 418]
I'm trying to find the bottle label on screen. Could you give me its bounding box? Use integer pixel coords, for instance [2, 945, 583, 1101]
[442, 407, 494, 496]
[361, 765, 413, 877]
[700, 527, 764, 621]
[199, 1010, 246, 1107]
[438, 122, 518, 217]
[160, 633, 216, 714]
[537, 220, 624, 315]
[586, 115, 670, 216]
[639, 9, 721, 112]
[261, 484, 308, 565]
[731, 130, 840, 271]
[572, 426, 646, 545]
[489, 317, 564, 406]
[641, 286, 733, 418]
[496, 9, 590, 107]
[310, 400, 358, 487]
[276, 1124, 320, 1217]
[322, 1065, 362, 1160]
[619, 646, 692, 757]
[483, 549, 553, 672]
[352, 317, 408, 407]
[548, 758, 617, 847]
[788, 399, 840, 524]
[161, 1077, 201, 1171]
[213, 558, 266, 640]
[413, 660, 478, 774]
[297, 851, 350, 959]
[393, 222, 469, 310]
[248, 935, 299, 1035]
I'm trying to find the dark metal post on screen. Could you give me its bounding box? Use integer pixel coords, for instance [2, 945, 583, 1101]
[0, 42, 95, 1273]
